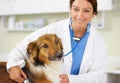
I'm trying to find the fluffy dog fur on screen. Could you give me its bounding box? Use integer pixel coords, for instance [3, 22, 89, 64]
[25, 34, 64, 83]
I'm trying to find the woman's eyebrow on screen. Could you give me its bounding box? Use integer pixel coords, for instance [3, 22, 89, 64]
[72, 5, 93, 9]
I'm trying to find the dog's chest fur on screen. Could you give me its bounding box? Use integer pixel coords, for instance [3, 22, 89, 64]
[26, 59, 63, 83]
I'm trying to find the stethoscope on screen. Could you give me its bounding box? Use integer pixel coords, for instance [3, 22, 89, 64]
[64, 19, 91, 57]
[64, 23, 81, 57]
[64, 38, 80, 57]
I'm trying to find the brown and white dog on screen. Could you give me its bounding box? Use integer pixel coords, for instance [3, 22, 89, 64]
[25, 34, 64, 83]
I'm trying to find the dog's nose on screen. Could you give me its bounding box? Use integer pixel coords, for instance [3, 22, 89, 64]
[56, 52, 63, 58]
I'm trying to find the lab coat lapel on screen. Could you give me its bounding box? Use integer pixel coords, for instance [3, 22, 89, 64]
[61, 19, 72, 74]
[79, 28, 94, 73]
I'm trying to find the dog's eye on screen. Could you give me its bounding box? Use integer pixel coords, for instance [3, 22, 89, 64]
[43, 43, 48, 48]
[55, 39, 59, 44]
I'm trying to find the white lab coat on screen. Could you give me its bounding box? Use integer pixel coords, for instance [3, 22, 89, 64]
[7, 18, 106, 83]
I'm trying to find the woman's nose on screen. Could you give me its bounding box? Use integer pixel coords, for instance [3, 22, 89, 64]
[77, 10, 85, 18]
[76, 11, 85, 20]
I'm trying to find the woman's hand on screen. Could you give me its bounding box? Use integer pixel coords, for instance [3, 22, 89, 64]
[59, 74, 69, 83]
[9, 66, 27, 83]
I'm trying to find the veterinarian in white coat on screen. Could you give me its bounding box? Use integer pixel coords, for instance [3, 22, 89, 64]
[7, 0, 106, 83]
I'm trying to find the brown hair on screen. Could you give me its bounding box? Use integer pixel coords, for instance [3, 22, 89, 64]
[70, 0, 98, 14]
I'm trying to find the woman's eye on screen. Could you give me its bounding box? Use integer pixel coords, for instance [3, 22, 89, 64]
[84, 9, 90, 13]
[43, 44, 48, 48]
[73, 7, 79, 12]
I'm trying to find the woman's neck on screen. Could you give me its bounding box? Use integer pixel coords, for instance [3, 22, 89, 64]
[71, 23, 87, 38]
[72, 25, 87, 38]
[74, 31, 85, 38]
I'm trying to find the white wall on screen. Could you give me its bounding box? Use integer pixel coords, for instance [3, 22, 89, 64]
[0, 1, 120, 56]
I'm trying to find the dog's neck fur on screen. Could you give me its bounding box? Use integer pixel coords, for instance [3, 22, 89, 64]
[26, 59, 64, 83]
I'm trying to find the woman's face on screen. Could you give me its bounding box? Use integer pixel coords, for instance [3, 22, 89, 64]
[70, 0, 94, 29]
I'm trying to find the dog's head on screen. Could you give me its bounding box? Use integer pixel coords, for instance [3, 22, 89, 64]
[27, 34, 63, 66]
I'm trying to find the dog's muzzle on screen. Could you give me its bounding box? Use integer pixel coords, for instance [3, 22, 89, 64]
[49, 52, 63, 61]
[56, 52, 63, 58]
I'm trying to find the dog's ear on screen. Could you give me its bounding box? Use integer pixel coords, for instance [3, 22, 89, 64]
[27, 41, 36, 54]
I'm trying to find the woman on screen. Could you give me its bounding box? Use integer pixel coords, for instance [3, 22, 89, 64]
[7, 0, 106, 83]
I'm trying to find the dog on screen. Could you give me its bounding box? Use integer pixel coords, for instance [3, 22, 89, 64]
[25, 34, 64, 83]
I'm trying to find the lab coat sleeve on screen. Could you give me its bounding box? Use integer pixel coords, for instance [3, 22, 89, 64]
[6, 19, 68, 71]
[68, 31, 106, 83]
[6, 32, 40, 70]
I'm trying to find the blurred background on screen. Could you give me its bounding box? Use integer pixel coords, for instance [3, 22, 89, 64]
[0, 0, 120, 83]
